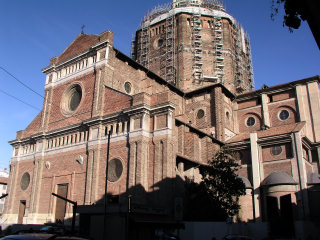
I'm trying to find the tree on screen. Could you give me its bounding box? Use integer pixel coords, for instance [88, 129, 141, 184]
[271, 0, 320, 49]
[200, 147, 245, 217]
[271, 0, 305, 31]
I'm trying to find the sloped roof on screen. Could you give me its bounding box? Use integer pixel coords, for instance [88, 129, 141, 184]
[236, 75, 320, 100]
[56, 34, 100, 65]
[20, 111, 43, 139]
[43, 30, 113, 69]
[0, 177, 8, 184]
[227, 122, 306, 143]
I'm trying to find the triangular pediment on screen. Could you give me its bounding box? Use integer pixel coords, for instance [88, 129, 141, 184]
[57, 34, 100, 64]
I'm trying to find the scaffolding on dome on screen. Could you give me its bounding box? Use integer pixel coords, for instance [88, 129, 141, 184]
[140, 0, 225, 25]
[234, 25, 255, 93]
[192, 8, 203, 83]
[142, 3, 171, 23]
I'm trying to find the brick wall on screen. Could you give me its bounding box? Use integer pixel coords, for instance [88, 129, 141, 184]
[262, 143, 292, 162]
[47, 72, 96, 131]
[11, 159, 34, 213]
[263, 161, 293, 179]
[268, 100, 298, 127]
[103, 87, 131, 115]
[237, 106, 262, 133]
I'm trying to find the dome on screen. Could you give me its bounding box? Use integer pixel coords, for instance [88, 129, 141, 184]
[239, 176, 253, 189]
[308, 173, 320, 185]
[261, 172, 297, 186]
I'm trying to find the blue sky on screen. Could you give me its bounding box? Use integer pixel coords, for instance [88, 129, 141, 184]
[0, 0, 318, 170]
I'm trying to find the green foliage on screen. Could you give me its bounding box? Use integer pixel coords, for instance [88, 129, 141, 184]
[201, 147, 245, 217]
[184, 178, 228, 221]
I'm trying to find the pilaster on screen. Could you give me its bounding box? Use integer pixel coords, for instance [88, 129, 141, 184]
[261, 93, 270, 128]
[250, 132, 262, 221]
[213, 87, 225, 142]
[91, 66, 106, 117]
[292, 131, 310, 219]
[296, 85, 313, 140]
[85, 149, 94, 205]
[307, 81, 320, 142]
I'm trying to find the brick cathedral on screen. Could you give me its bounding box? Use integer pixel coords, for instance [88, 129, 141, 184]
[3, 0, 320, 239]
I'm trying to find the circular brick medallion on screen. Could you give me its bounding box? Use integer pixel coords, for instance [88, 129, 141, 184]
[108, 158, 123, 182]
[20, 172, 30, 191]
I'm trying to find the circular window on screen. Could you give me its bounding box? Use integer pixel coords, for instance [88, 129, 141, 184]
[158, 39, 164, 47]
[69, 86, 82, 111]
[279, 110, 289, 120]
[124, 82, 132, 94]
[20, 172, 30, 191]
[246, 117, 255, 127]
[108, 158, 123, 182]
[270, 146, 282, 156]
[197, 109, 205, 119]
[61, 84, 82, 115]
[226, 111, 230, 120]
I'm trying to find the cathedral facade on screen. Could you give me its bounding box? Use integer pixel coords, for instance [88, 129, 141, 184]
[3, 0, 320, 239]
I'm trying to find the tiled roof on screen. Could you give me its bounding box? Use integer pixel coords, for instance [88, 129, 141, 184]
[227, 122, 306, 143]
[0, 177, 8, 184]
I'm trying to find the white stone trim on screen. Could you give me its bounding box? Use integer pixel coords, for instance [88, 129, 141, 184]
[45, 59, 108, 89]
[129, 129, 151, 138]
[153, 128, 172, 137]
[144, 7, 236, 28]
[262, 158, 292, 165]
[267, 98, 295, 106]
[236, 105, 261, 112]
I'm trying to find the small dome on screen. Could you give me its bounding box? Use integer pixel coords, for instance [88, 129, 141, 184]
[308, 173, 320, 185]
[239, 176, 252, 189]
[261, 172, 297, 186]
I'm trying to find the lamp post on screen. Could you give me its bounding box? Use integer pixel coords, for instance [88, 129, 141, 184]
[103, 129, 112, 240]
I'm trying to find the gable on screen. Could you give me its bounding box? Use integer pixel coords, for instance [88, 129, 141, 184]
[57, 34, 100, 64]
[22, 111, 43, 138]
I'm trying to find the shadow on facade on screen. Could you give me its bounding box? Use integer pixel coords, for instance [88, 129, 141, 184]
[74, 176, 239, 240]
[2, 181, 320, 239]
[258, 183, 320, 239]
